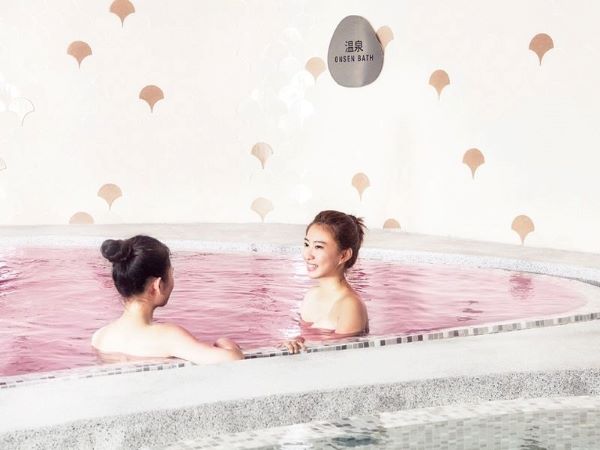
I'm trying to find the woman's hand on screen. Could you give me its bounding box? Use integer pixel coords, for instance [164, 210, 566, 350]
[279, 336, 306, 354]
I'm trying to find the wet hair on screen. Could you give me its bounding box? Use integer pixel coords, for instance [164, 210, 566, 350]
[307, 210, 366, 269]
[101, 235, 171, 298]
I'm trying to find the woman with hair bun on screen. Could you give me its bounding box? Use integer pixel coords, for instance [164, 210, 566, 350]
[92, 235, 243, 364]
[282, 210, 369, 353]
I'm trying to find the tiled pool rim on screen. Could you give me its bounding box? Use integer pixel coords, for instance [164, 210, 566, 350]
[1, 236, 599, 390]
[2, 310, 600, 390]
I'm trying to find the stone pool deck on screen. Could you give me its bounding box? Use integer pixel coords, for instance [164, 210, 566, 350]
[1, 224, 599, 449]
[2, 321, 600, 449]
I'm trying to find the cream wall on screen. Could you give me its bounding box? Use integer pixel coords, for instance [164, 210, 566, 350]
[0, 0, 598, 253]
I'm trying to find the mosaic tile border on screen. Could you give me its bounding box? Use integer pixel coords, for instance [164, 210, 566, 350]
[243, 310, 600, 359]
[0, 360, 192, 390]
[2, 310, 599, 390]
[161, 395, 600, 449]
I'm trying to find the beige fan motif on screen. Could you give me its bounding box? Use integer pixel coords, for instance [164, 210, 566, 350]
[305, 57, 326, 81]
[67, 41, 92, 68]
[383, 218, 400, 230]
[462, 148, 485, 179]
[251, 142, 273, 169]
[529, 33, 554, 65]
[139, 85, 164, 112]
[511, 215, 535, 245]
[110, 0, 135, 26]
[251, 197, 273, 222]
[376, 26, 394, 49]
[0, 158, 6, 171]
[98, 183, 122, 210]
[429, 69, 450, 99]
[69, 212, 94, 225]
[351, 173, 370, 201]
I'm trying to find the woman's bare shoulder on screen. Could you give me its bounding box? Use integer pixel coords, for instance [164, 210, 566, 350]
[336, 292, 365, 312]
[150, 322, 196, 342]
[333, 291, 367, 333]
[91, 325, 108, 348]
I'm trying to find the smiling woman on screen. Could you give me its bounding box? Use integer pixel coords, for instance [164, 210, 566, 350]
[282, 210, 369, 353]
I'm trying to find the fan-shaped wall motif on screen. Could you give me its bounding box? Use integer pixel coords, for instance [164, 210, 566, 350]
[98, 183, 123, 210]
[67, 41, 92, 68]
[351, 173, 370, 201]
[463, 148, 485, 179]
[139, 85, 164, 112]
[376, 26, 394, 49]
[251, 197, 273, 222]
[383, 218, 400, 229]
[529, 33, 554, 65]
[69, 212, 94, 225]
[511, 215, 535, 245]
[251, 143, 273, 169]
[429, 70, 450, 99]
[110, 0, 135, 26]
[305, 57, 326, 81]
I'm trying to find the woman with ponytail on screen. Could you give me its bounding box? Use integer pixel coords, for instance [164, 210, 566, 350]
[92, 235, 243, 364]
[282, 210, 369, 353]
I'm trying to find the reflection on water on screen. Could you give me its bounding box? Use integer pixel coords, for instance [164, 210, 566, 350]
[510, 273, 535, 301]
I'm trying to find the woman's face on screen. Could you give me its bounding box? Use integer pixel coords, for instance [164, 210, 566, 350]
[303, 224, 346, 279]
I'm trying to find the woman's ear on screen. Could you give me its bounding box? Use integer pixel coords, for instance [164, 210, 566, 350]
[150, 277, 162, 295]
[340, 248, 353, 265]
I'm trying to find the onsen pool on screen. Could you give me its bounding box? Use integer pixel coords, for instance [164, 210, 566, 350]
[0, 246, 588, 377]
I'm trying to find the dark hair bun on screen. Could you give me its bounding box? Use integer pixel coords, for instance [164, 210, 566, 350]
[101, 235, 171, 298]
[101, 239, 133, 264]
[348, 215, 366, 243]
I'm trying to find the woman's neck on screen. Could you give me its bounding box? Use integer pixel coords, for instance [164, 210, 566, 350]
[317, 272, 348, 293]
[121, 297, 155, 325]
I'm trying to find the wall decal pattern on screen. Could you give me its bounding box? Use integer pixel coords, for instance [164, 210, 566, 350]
[429, 69, 450, 99]
[529, 33, 554, 65]
[110, 0, 135, 27]
[512, 215, 535, 245]
[251, 197, 273, 222]
[351, 173, 370, 201]
[376, 26, 394, 49]
[383, 218, 400, 229]
[305, 57, 326, 81]
[69, 212, 94, 225]
[251, 143, 273, 169]
[67, 41, 92, 68]
[98, 184, 123, 210]
[463, 148, 485, 179]
[139, 85, 164, 112]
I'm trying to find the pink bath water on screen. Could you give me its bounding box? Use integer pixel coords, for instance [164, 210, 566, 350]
[0, 247, 587, 376]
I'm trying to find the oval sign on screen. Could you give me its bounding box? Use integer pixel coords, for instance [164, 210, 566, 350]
[327, 15, 384, 88]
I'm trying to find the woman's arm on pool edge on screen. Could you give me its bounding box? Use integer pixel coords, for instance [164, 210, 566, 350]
[158, 324, 244, 364]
